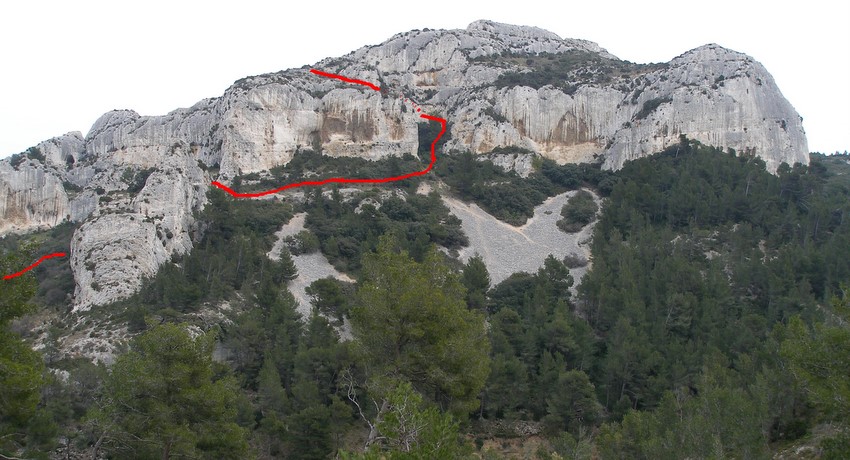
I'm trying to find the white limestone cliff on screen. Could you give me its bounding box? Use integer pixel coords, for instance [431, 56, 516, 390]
[0, 20, 809, 309]
[69, 144, 208, 311]
[603, 44, 808, 171]
[0, 159, 69, 235]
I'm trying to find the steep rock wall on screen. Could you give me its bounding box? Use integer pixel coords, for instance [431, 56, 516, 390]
[0, 20, 809, 308]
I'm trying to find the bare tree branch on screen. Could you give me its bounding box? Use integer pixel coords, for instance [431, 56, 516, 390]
[342, 369, 376, 444]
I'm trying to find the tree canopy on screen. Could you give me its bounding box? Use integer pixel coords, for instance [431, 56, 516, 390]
[0, 248, 51, 459]
[781, 288, 850, 455]
[351, 236, 490, 415]
[92, 323, 249, 459]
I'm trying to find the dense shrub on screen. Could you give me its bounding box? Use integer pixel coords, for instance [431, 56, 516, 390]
[634, 97, 672, 120]
[284, 230, 320, 255]
[435, 151, 612, 225]
[122, 167, 155, 194]
[303, 188, 467, 273]
[556, 190, 598, 232]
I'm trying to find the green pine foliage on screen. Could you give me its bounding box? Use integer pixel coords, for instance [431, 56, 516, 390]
[472, 146, 849, 456]
[481, 50, 665, 92]
[304, 188, 467, 273]
[0, 247, 62, 459]
[435, 150, 614, 225]
[350, 237, 490, 416]
[88, 323, 250, 459]
[481, 255, 599, 434]
[246, 149, 428, 196]
[0, 221, 77, 308]
[121, 167, 155, 194]
[597, 354, 772, 459]
[340, 381, 473, 459]
[557, 190, 598, 233]
[305, 277, 355, 322]
[572, 143, 850, 456]
[131, 188, 296, 314]
[3, 130, 849, 459]
[462, 254, 491, 311]
[581, 142, 850, 415]
[781, 288, 850, 456]
[8, 147, 46, 169]
[223, 281, 354, 459]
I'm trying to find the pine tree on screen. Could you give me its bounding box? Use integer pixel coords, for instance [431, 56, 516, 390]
[93, 324, 250, 459]
[543, 370, 603, 435]
[462, 254, 491, 311]
[781, 288, 850, 455]
[340, 382, 473, 459]
[351, 236, 490, 415]
[0, 248, 54, 458]
[258, 354, 289, 416]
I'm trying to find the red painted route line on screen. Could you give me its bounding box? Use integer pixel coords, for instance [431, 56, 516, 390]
[309, 68, 381, 91]
[3, 252, 67, 280]
[211, 70, 446, 199]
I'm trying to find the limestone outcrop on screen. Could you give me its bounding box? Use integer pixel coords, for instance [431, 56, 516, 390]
[0, 158, 69, 235]
[68, 146, 207, 310]
[0, 20, 808, 308]
[603, 44, 808, 171]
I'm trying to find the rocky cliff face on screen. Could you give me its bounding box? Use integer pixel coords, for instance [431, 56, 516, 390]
[0, 19, 808, 308]
[68, 146, 207, 310]
[602, 44, 808, 171]
[0, 158, 69, 235]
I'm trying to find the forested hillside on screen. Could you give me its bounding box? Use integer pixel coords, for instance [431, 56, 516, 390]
[2, 145, 849, 459]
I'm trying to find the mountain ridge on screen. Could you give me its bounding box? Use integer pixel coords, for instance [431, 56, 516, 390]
[1, 20, 809, 310]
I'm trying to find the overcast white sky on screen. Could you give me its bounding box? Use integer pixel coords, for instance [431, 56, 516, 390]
[1, 0, 847, 157]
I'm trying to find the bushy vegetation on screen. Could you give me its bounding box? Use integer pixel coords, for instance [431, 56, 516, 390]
[482, 255, 602, 436]
[0, 221, 76, 308]
[303, 188, 467, 273]
[222, 281, 356, 458]
[26, 147, 46, 163]
[435, 150, 615, 225]
[779, 290, 850, 457]
[131, 188, 296, 314]
[450, 145, 848, 455]
[284, 229, 321, 255]
[557, 190, 598, 232]
[88, 324, 250, 459]
[633, 96, 673, 120]
[4, 137, 850, 458]
[8, 147, 46, 169]
[478, 50, 666, 92]
[305, 277, 354, 322]
[351, 238, 490, 416]
[1, 248, 57, 458]
[244, 149, 427, 196]
[582, 143, 850, 454]
[121, 167, 155, 194]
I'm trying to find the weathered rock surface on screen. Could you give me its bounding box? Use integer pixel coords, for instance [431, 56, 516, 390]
[0, 19, 808, 309]
[69, 145, 207, 311]
[37, 131, 85, 169]
[0, 158, 69, 235]
[603, 44, 808, 172]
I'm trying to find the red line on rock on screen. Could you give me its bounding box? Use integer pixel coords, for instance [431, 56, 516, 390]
[3, 252, 67, 280]
[212, 114, 445, 198]
[211, 70, 446, 199]
[309, 68, 381, 91]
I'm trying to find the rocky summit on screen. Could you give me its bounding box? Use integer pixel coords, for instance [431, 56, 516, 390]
[0, 20, 808, 310]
